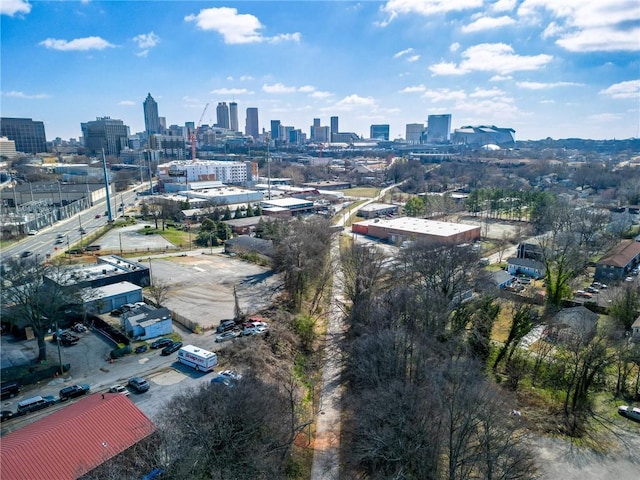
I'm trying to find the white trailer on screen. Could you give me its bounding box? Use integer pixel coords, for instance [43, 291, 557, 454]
[177, 345, 218, 372]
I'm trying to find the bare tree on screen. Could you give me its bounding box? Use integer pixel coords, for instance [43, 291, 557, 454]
[147, 279, 171, 307]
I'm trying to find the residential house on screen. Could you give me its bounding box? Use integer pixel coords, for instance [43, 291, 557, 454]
[547, 306, 598, 345]
[506, 257, 546, 279]
[595, 240, 640, 282]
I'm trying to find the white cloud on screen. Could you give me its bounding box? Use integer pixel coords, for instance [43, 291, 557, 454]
[394, 47, 415, 58]
[599, 79, 640, 99]
[400, 85, 426, 93]
[39, 36, 115, 51]
[185, 7, 300, 44]
[490, 74, 513, 81]
[539, 99, 556, 104]
[239, 75, 254, 81]
[1, 0, 31, 16]
[491, 0, 516, 13]
[210, 88, 254, 95]
[461, 15, 516, 33]
[450, 42, 461, 52]
[119, 100, 135, 106]
[3, 90, 49, 99]
[588, 112, 623, 122]
[518, 0, 640, 52]
[378, 0, 483, 27]
[132, 32, 160, 54]
[430, 43, 552, 75]
[407, 55, 420, 62]
[517, 81, 583, 89]
[311, 91, 333, 99]
[333, 94, 376, 111]
[262, 83, 324, 96]
[262, 83, 297, 94]
[469, 87, 506, 98]
[422, 88, 467, 102]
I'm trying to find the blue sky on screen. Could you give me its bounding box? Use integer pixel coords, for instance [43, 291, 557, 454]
[1, 0, 639, 141]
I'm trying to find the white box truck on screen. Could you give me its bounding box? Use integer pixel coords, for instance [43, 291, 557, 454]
[177, 344, 218, 372]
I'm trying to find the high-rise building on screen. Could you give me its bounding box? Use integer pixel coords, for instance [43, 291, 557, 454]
[245, 108, 259, 139]
[81, 117, 130, 156]
[143, 93, 160, 135]
[426, 114, 452, 143]
[370, 124, 390, 141]
[0, 117, 47, 153]
[270, 120, 281, 140]
[0, 136, 17, 158]
[216, 102, 230, 129]
[406, 123, 424, 144]
[330, 116, 339, 141]
[229, 102, 238, 132]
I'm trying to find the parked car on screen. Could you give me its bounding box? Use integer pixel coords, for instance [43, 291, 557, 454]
[135, 344, 148, 354]
[574, 290, 593, 299]
[1, 381, 21, 400]
[218, 370, 242, 381]
[109, 385, 129, 396]
[215, 331, 238, 343]
[16, 395, 56, 414]
[585, 286, 599, 294]
[110, 308, 123, 316]
[216, 320, 236, 334]
[150, 338, 173, 349]
[128, 377, 150, 393]
[161, 341, 183, 356]
[210, 375, 235, 388]
[59, 384, 90, 400]
[1, 410, 15, 422]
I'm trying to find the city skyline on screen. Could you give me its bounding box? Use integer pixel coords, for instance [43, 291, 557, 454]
[1, 1, 638, 141]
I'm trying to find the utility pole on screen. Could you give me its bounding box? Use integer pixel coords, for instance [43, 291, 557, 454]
[102, 149, 114, 223]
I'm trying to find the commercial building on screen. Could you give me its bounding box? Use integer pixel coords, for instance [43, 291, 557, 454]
[83, 281, 143, 314]
[143, 93, 161, 135]
[370, 124, 390, 141]
[157, 160, 258, 185]
[0, 136, 17, 158]
[81, 117, 130, 156]
[405, 123, 424, 144]
[261, 197, 316, 216]
[351, 216, 480, 245]
[330, 116, 339, 141]
[245, 107, 259, 139]
[216, 102, 230, 129]
[357, 202, 399, 219]
[229, 101, 239, 132]
[426, 114, 451, 143]
[451, 125, 516, 147]
[270, 120, 281, 140]
[0, 393, 156, 480]
[0, 117, 47, 154]
[48, 255, 151, 289]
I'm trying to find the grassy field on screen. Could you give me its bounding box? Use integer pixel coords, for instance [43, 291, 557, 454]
[137, 225, 191, 247]
[340, 187, 380, 198]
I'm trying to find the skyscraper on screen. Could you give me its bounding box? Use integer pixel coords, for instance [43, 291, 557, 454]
[245, 108, 259, 139]
[271, 120, 281, 140]
[229, 102, 238, 132]
[81, 117, 130, 156]
[143, 93, 160, 135]
[406, 123, 424, 144]
[330, 116, 339, 141]
[426, 114, 452, 143]
[0, 117, 47, 153]
[216, 102, 230, 129]
[370, 124, 390, 141]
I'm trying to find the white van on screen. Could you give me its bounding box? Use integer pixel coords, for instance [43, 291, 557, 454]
[17, 395, 56, 413]
[177, 345, 218, 372]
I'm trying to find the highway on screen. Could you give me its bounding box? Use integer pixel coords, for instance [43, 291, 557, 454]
[0, 185, 143, 264]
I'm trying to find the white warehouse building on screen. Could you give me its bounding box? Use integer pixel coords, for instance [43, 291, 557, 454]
[158, 160, 258, 186]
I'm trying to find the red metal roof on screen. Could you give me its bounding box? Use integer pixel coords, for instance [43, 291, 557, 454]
[0, 393, 156, 480]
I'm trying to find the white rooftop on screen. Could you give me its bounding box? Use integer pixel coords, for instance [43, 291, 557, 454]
[357, 216, 480, 237]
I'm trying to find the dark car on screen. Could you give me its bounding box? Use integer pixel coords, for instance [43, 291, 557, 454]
[0, 410, 15, 422]
[59, 384, 90, 401]
[161, 341, 183, 356]
[1, 381, 20, 400]
[150, 338, 173, 349]
[135, 344, 148, 354]
[16, 395, 56, 414]
[216, 320, 235, 334]
[20, 251, 33, 258]
[128, 377, 150, 393]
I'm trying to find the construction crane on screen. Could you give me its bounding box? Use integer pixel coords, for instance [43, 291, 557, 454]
[190, 102, 209, 161]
